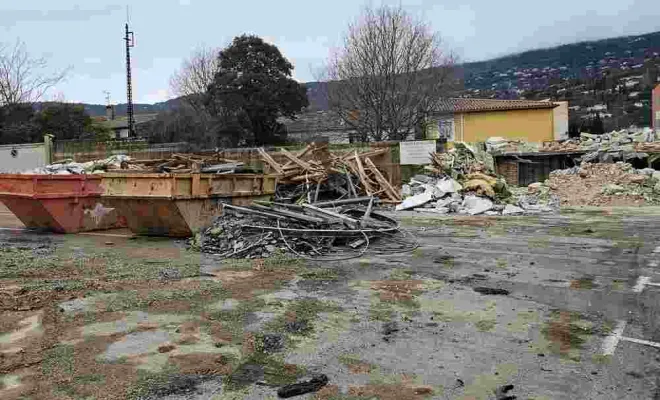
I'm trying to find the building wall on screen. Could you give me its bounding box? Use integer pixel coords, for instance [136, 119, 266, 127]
[553, 101, 569, 140]
[449, 108, 555, 143]
[0, 143, 46, 173]
[653, 84, 660, 131]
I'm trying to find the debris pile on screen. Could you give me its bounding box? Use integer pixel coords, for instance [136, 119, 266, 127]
[193, 198, 417, 259]
[540, 141, 582, 152]
[538, 128, 660, 162]
[396, 143, 527, 215]
[259, 144, 401, 204]
[25, 155, 131, 175]
[23, 153, 247, 175]
[426, 142, 496, 177]
[486, 137, 540, 155]
[543, 162, 660, 207]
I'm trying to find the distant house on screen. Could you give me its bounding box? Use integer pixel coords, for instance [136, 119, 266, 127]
[96, 105, 157, 139]
[280, 110, 356, 144]
[425, 98, 565, 143]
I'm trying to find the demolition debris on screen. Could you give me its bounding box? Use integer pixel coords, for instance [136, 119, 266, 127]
[192, 197, 417, 259]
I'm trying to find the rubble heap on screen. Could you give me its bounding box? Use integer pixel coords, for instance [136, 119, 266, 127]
[259, 144, 401, 204]
[545, 162, 660, 207]
[395, 143, 536, 215]
[538, 127, 660, 162]
[192, 198, 416, 259]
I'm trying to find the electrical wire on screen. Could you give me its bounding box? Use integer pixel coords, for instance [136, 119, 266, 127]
[276, 219, 372, 262]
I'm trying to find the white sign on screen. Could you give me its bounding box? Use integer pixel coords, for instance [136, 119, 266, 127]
[399, 140, 436, 165]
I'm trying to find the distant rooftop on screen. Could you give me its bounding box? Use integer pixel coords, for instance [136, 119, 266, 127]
[437, 98, 559, 114]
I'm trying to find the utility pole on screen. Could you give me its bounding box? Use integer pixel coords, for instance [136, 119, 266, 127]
[124, 13, 135, 138]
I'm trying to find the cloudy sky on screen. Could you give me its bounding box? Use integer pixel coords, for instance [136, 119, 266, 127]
[1, 0, 659, 104]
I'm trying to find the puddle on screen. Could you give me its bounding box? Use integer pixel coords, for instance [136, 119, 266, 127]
[83, 311, 192, 337]
[101, 330, 170, 363]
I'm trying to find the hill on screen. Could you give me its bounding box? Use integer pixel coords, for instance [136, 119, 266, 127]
[68, 30, 660, 131]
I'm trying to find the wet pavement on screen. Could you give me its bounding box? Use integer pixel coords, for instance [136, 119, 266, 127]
[1, 207, 660, 399]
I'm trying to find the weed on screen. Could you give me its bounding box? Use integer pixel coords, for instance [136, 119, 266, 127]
[263, 299, 339, 336]
[411, 248, 423, 258]
[475, 319, 497, 332]
[125, 364, 180, 400]
[74, 374, 106, 385]
[224, 352, 304, 391]
[528, 236, 550, 249]
[496, 258, 508, 269]
[43, 344, 74, 376]
[388, 269, 413, 281]
[338, 353, 363, 365]
[299, 268, 339, 281]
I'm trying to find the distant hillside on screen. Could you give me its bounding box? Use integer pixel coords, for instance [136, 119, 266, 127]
[67, 30, 660, 131]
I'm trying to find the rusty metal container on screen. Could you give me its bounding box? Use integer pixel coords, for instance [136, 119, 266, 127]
[0, 174, 126, 233]
[101, 172, 278, 237]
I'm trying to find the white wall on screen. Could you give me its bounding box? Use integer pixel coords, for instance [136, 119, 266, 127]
[0, 143, 46, 173]
[553, 101, 569, 140]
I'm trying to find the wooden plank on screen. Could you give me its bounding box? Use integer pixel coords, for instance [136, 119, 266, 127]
[258, 148, 284, 174]
[289, 172, 326, 183]
[282, 144, 314, 169]
[365, 157, 401, 202]
[353, 151, 374, 196]
[280, 148, 313, 170]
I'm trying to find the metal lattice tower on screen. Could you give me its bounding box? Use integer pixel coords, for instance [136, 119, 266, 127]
[124, 22, 135, 137]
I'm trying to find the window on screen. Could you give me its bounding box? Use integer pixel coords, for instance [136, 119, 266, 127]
[438, 116, 455, 141]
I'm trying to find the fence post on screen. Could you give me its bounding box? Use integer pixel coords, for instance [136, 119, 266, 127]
[43, 134, 54, 165]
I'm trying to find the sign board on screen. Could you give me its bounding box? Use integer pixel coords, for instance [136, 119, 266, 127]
[399, 140, 436, 165]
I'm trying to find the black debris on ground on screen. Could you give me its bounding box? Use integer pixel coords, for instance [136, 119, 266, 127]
[495, 383, 516, 400]
[382, 321, 399, 342]
[276, 374, 329, 398]
[473, 287, 510, 296]
[261, 333, 285, 353]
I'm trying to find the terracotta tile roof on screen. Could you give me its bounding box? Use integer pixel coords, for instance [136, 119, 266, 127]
[437, 98, 558, 114]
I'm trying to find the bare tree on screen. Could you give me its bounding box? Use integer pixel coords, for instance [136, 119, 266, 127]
[325, 6, 457, 141]
[0, 39, 68, 107]
[169, 46, 220, 111]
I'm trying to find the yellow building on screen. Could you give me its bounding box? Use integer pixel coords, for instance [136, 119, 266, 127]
[426, 98, 564, 143]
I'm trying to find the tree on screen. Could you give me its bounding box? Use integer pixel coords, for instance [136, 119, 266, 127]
[325, 5, 457, 142]
[34, 103, 96, 140]
[169, 46, 220, 112]
[0, 39, 68, 106]
[206, 35, 308, 146]
[0, 103, 38, 144]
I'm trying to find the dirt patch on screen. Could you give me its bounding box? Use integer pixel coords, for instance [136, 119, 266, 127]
[347, 383, 435, 399]
[549, 163, 651, 207]
[371, 280, 424, 301]
[122, 245, 182, 260]
[315, 384, 341, 399]
[176, 321, 200, 345]
[169, 353, 233, 375]
[206, 268, 296, 300]
[348, 362, 372, 374]
[450, 216, 495, 227]
[210, 322, 234, 345]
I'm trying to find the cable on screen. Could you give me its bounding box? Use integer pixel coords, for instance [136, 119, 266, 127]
[275, 219, 372, 262]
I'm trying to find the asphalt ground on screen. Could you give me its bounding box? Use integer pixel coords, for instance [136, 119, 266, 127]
[0, 206, 659, 399]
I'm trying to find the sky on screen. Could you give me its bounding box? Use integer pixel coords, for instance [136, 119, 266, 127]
[1, 0, 659, 105]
